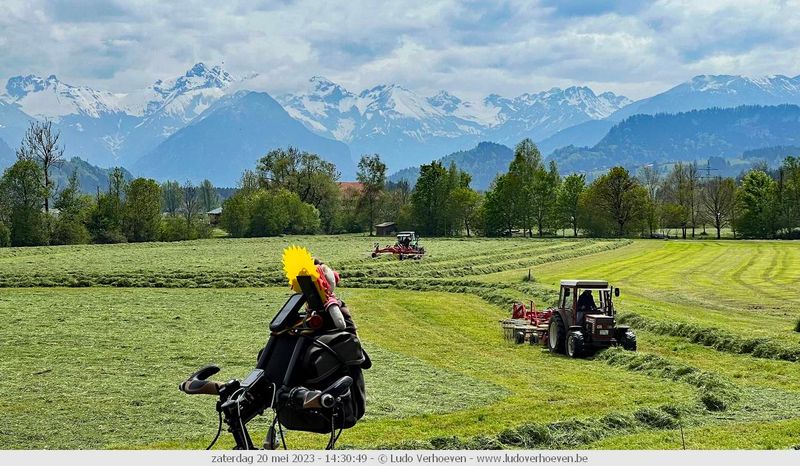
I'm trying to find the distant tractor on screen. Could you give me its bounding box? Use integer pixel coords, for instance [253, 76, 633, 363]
[502, 279, 636, 358]
[372, 231, 425, 260]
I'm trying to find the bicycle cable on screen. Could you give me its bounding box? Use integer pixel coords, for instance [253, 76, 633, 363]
[206, 409, 223, 450]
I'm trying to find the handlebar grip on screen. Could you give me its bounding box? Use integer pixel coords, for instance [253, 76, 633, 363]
[180, 378, 222, 395]
[179, 364, 222, 395]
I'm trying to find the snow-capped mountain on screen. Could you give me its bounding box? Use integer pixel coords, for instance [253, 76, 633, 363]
[483, 86, 631, 144]
[135, 90, 353, 185]
[0, 63, 236, 166]
[610, 74, 800, 121]
[540, 74, 800, 155]
[3, 74, 128, 119]
[279, 78, 630, 170]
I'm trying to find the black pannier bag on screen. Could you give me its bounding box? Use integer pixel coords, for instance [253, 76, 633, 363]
[277, 330, 370, 433]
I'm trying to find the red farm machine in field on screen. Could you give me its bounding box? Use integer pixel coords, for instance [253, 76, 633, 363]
[501, 279, 637, 358]
[372, 231, 425, 260]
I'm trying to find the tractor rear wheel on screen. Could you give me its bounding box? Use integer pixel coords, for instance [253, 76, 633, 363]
[619, 330, 637, 351]
[548, 314, 566, 354]
[566, 332, 585, 358]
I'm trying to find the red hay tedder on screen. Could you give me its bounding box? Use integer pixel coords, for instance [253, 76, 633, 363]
[371, 231, 425, 260]
[501, 279, 636, 358]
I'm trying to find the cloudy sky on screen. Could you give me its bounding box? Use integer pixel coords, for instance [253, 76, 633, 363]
[1, 0, 799, 100]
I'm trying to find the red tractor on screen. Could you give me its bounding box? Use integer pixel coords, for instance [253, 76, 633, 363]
[503, 280, 636, 358]
[372, 231, 425, 260]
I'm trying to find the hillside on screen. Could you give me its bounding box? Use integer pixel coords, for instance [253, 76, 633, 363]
[133, 91, 355, 185]
[741, 145, 800, 165]
[389, 142, 513, 190]
[52, 157, 134, 194]
[548, 105, 800, 173]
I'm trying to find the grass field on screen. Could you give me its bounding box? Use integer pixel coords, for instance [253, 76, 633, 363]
[1, 236, 799, 449]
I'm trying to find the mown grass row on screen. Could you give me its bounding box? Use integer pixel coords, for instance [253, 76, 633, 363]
[0, 240, 629, 290]
[369, 345, 785, 450]
[596, 348, 739, 411]
[619, 312, 800, 363]
[368, 406, 683, 450]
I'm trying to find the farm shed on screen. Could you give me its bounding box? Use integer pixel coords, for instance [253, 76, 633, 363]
[207, 207, 223, 225]
[375, 222, 398, 236]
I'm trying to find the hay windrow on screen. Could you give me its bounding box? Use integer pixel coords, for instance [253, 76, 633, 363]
[618, 313, 800, 363]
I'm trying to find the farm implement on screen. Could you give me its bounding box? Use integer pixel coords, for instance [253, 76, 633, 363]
[501, 279, 636, 358]
[371, 231, 426, 260]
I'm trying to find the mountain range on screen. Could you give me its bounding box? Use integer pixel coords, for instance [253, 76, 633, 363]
[3, 64, 800, 186]
[279, 78, 630, 170]
[549, 104, 800, 174]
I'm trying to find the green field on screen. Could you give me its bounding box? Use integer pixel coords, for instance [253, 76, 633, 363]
[1, 236, 799, 449]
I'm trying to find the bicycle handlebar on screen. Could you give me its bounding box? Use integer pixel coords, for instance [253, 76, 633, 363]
[179, 364, 223, 395]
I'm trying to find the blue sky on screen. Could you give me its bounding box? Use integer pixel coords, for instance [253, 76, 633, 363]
[1, 0, 799, 100]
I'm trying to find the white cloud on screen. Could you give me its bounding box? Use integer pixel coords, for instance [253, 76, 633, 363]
[0, 0, 799, 100]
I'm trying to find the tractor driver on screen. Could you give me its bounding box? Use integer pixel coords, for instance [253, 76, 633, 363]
[576, 290, 597, 324]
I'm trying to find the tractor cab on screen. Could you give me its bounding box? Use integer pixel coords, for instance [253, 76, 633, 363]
[548, 279, 636, 358]
[558, 280, 617, 322]
[396, 231, 418, 248]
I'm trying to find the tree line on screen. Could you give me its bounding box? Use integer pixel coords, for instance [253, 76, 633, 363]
[3, 122, 799, 247]
[0, 121, 221, 247]
[223, 145, 798, 240]
[482, 141, 800, 239]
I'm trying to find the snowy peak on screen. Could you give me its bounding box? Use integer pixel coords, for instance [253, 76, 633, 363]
[2, 73, 126, 118]
[427, 91, 463, 113]
[152, 62, 235, 99]
[279, 78, 631, 154]
[5, 74, 53, 99]
[611, 73, 800, 121]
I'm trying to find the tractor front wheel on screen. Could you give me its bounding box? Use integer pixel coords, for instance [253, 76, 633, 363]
[619, 330, 637, 351]
[548, 314, 566, 354]
[566, 332, 585, 358]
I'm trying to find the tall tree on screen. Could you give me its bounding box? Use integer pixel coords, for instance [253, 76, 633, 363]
[182, 180, 200, 231]
[16, 120, 65, 213]
[256, 147, 340, 232]
[686, 162, 701, 237]
[123, 178, 162, 242]
[356, 154, 387, 235]
[736, 169, 778, 238]
[638, 165, 662, 236]
[161, 180, 183, 215]
[449, 187, 481, 237]
[701, 176, 736, 239]
[557, 173, 586, 237]
[0, 159, 49, 246]
[483, 173, 518, 236]
[199, 179, 220, 213]
[52, 171, 92, 245]
[411, 161, 450, 235]
[531, 160, 560, 236]
[661, 163, 691, 239]
[582, 167, 647, 237]
[506, 139, 541, 237]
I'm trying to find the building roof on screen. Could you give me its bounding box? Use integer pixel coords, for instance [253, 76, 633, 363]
[375, 222, 396, 228]
[560, 279, 609, 288]
[207, 207, 223, 215]
[338, 181, 363, 193]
